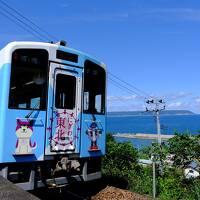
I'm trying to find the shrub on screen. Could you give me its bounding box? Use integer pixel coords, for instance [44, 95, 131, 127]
[129, 166, 153, 196]
[102, 134, 139, 179]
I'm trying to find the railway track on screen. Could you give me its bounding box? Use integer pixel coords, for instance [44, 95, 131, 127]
[31, 180, 102, 200]
[32, 188, 88, 200]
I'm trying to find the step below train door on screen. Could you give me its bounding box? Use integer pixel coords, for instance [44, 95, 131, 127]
[45, 63, 81, 155]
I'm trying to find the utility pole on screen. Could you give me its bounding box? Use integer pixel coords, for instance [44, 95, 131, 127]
[146, 98, 166, 198]
[152, 159, 156, 199]
[145, 98, 165, 145]
[156, 109, 161, 145]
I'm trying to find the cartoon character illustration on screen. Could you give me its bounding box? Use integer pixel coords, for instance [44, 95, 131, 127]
[86, 121, 102, 151]
[15, 119, 36, 155]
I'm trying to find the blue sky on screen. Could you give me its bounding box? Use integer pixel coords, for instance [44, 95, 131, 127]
[1, 0, 200, 112]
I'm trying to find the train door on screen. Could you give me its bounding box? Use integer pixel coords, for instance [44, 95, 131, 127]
[80, 60, 106, 157]
[45, 63, 81, 155]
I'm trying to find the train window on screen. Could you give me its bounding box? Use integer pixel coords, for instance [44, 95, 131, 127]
[18, 103, 27, 109]
[56, 50, 78, 63]
[84, 92, 89, 111]
[83, 60, 105, 114]
[95, 95, 102, 113]
[55, 74, 76, 109]
[9, 49, 48, 110]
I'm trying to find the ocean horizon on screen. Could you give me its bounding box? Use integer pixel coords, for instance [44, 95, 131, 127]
[106, 113, 200, 148]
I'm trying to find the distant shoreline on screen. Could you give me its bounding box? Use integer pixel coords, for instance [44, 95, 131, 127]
[107, 110, 196, 117]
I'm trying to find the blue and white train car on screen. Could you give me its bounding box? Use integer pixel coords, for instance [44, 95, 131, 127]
[0, 41, 106, 190]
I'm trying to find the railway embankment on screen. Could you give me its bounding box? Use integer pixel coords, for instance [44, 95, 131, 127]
[0, 176, 39, 200]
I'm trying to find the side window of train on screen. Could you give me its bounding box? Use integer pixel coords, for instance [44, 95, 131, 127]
[83, 60, 106, 114]
[55, 74, 76, 109]
[9, 49, 48, 110]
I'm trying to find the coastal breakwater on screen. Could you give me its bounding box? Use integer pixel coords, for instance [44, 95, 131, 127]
[113, 133, 175, 140]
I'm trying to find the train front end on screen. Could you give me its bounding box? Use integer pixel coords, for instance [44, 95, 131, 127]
[0, 41, 106, 189]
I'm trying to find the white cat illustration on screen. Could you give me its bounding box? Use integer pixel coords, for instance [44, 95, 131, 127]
[15, 119, 36, 155]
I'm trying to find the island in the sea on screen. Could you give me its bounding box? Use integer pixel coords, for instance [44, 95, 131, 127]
[107, 110, 195, 117]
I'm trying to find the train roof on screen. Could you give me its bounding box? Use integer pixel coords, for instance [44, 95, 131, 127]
[0, 41, 106, 69]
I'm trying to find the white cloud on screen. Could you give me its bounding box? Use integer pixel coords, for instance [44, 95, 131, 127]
[161, 92, 200, 112]
[140, 8, 200, 22]
[167, 102, 183, 108]
[107, 95, 138, 102]
[195, 97, 200, 103]
[107, 92, 193, 112]
[166, 100, 200, 113]
[107, 95, 146, 112]
[108, 103, 145, 112]
[163, 92, 192, 101]
[49, 13, 129, 25]
[107, 92, 200, 113]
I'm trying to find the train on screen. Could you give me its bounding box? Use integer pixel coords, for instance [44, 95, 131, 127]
[0, 41, 106, 190]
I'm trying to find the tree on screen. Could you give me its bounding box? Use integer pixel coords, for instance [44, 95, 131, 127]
[168, 133, 200, 169]
[129, 166, 153, 196]
[102, 134, 139, 179]
[158, 174, 185, 200]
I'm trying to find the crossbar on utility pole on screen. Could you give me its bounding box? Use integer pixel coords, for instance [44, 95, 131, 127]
[145, 98, 165, 145]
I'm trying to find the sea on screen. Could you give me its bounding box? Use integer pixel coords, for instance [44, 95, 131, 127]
[106, 114, 200, 149]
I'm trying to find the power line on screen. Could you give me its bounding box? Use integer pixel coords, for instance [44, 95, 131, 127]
[108, 78, 135, 96]
[0, 5, 49, 41]
[0, 10, 44, 41]
[0, 1, 149, 100]
[108, 77, 148, 111]
[0, 0, 150, 103]
[0, 0, 59, 42]
[0, 0, 58, 42]
[108, 77, 144, 98]
[108, 71, 149, 97]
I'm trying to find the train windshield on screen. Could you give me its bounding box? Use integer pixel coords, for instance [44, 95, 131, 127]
[83, 60, 106, 114]
[9, 49, 48, 110]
